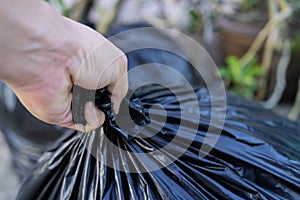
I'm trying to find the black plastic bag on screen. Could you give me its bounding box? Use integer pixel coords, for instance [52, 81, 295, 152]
[0, 83, 68, 178]
[17, 24, 300, 199]
[0, 23, 204, 178]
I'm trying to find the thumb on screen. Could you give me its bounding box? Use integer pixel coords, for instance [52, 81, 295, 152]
[82, 101, 105, 132]
[67, 19, 128, 131]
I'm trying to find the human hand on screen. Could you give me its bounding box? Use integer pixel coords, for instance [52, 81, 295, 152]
[0, 1, 128, 132]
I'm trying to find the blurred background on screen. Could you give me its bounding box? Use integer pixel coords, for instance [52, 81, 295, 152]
[48, 0, 300, 116]
[0, 0, 299, 199]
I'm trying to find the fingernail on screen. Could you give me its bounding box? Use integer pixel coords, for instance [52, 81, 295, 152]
[88, 101, 93, 112]
[87, 102, 95, 115]
[115, 106, 119, 114]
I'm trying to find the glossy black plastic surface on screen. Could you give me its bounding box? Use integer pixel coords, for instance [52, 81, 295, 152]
[16, 24, 300, 200]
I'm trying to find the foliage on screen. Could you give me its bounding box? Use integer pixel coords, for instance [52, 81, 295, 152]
[219, 56, 265, 99]
[239, 0, 261, 11]
[45, 0, 70, 16]
[288, 0, 300, 51]
[291, 31, 300, 51]
[187, 9, 202, 33]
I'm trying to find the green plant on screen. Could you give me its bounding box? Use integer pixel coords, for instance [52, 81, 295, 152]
[291, 30, 300, 51]
[45, 0, 70, 16]
[45, 0, 94, 22]
[239, 0, 261, 11]
[219, 56, 265, 99]
[187, 9, 202, 33]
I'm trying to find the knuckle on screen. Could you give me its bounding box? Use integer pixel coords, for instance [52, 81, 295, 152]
[118, 53, 128, 71]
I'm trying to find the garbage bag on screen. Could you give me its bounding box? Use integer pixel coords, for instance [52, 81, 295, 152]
[0, 82, 68, 178]
[0, 22, 204, 179]
[16, 87, 300, 200]
[0, 21, 98, 178]
[17, 24, 300, 199]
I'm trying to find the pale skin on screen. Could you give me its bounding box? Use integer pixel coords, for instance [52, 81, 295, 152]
[0, 0, 128, 132]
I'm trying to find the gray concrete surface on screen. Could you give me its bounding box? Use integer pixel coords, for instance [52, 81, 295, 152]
[0, 132, 19, 200]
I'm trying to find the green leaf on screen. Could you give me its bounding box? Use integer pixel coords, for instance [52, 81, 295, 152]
[218, 68, 232, 79]
[226, 56, 241, 83]
[222, 55, 264, 99]
[244, 55, 255, 67]
[244, 66, 265, 76]
[189, 9, 200, 20]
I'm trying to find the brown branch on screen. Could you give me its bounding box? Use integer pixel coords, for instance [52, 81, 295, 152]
[96, 0, 122, 33]
[69, 0, 94, 22]
[239, 0, 292, 68]
[262, 40, 291, 109]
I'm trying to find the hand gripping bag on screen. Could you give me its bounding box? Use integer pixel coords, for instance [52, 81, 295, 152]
[17, 24, 300, 200]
